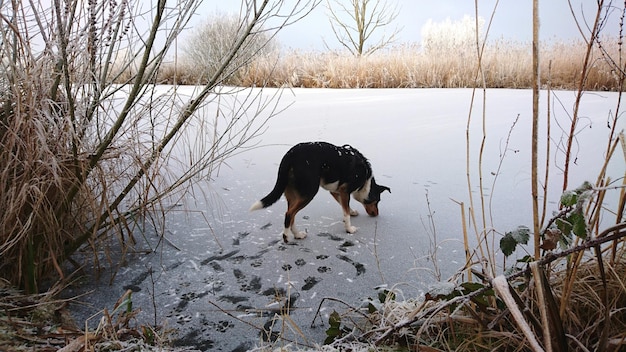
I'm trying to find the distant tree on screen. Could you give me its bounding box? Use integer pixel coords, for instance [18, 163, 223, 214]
[325, 0, 401, 56]
[182, 12, 278, 84]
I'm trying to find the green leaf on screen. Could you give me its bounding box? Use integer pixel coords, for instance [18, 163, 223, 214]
[378, 289, 396, 303]
[328, 310, 341, 328]
[324, 310, 343, 345]
[556, 218, 572, 238]
[428, 282, 456, 298]
[500, 226, 530, 257]
[142, 326, 155, 345]
[326, 326, 341, 337]
[574, 181, 593, 194]
[460, 282, 485, 293]
[500, 233, 518, 257]
[510, 226, 530, 244]
[559, 226, 573, 249]
[324, 328, 340, 345]
[561, 182, 593, 208]
[517, 255, 533, 263]
[569, 211, 587, 239]
[500, 226, 531, 257]
[458, 282, 494, 307]
[368, 302, 377, 314]
[560, 190, 578, 207]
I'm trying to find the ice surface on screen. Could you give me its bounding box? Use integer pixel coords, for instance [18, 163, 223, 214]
[65, 88, 624, 351]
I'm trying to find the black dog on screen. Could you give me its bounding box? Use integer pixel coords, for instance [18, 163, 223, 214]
[250, 142, 390, 242]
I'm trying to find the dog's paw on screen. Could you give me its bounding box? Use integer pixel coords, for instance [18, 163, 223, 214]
[294, 231, 307, 239]
[345, 225, 358, 234]
[349, 209, 359, 216]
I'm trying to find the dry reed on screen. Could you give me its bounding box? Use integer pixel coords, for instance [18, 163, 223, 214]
[0, 56, 92, 293]
[158, 38, 622, 90]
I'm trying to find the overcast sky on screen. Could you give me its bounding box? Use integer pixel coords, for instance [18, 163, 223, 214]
[188, 1, 622, 51]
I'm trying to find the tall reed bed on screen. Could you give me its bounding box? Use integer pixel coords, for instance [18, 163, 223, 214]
[192, 38, 620, 90]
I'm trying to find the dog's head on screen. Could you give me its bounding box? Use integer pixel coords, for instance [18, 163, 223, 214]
[362, 177, 391, 217]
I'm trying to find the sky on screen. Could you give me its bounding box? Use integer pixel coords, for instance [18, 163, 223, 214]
[188, 0, 623, 51]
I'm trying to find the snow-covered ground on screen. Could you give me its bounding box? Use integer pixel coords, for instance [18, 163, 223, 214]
[66, 88, 624, 351]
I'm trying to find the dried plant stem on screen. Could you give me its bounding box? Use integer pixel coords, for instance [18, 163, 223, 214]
[540, 62, 552, 229]
[493, 275, 544, 352]
[532, 0, 541, 260]
[465, 0, 500, 277]
[558, 120, 622, 318]
[614, 133, 626, 262]
[452, 199, 472, 282]
[66, 0, 303, 260]
[562, 0, 604, 193]
[61, 0, 167, 215]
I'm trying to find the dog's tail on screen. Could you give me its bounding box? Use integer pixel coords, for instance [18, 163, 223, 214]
[249, 161, 289, 211]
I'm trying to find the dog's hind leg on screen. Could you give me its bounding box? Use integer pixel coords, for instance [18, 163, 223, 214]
[283, 187, 313, 242]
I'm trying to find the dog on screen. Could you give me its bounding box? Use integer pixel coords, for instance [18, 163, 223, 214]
[250, 141, 390, 243]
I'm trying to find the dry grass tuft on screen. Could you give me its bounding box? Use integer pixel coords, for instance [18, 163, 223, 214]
[310, 247, 626, 351]
[0, 280, 184, 352]
[0, 279, 77, 351]
[0, 61, 92, 293]
[553, 252, 626, 348]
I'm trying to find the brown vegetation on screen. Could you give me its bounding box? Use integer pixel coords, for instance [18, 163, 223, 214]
[0, 0, 316, 293]
[158, 38, 623, 90]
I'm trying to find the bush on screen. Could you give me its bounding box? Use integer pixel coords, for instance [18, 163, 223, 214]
[420, 15, 483, 57]
[181, 12, 278, 85]
[0, 0, 311, 293]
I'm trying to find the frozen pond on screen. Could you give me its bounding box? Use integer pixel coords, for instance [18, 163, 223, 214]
[65, 88, 624, 351]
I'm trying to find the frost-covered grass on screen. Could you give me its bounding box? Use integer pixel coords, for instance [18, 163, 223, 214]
[159, 37, 621, 90]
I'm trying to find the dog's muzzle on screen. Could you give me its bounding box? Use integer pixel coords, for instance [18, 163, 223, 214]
[364, 202, 379, 217]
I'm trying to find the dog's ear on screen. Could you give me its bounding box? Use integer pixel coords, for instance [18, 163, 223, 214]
[374, 182, 390, 194]
[372, 177, 390, 194]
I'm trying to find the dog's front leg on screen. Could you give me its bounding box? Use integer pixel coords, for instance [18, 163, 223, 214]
[337, 190, 358, 234]
[331, 192, 358, 216]
[343, 213, 357, 234]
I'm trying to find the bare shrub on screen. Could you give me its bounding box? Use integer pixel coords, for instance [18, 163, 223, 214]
[0, 0, 317, 292]
[181, 11, 279, 85]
